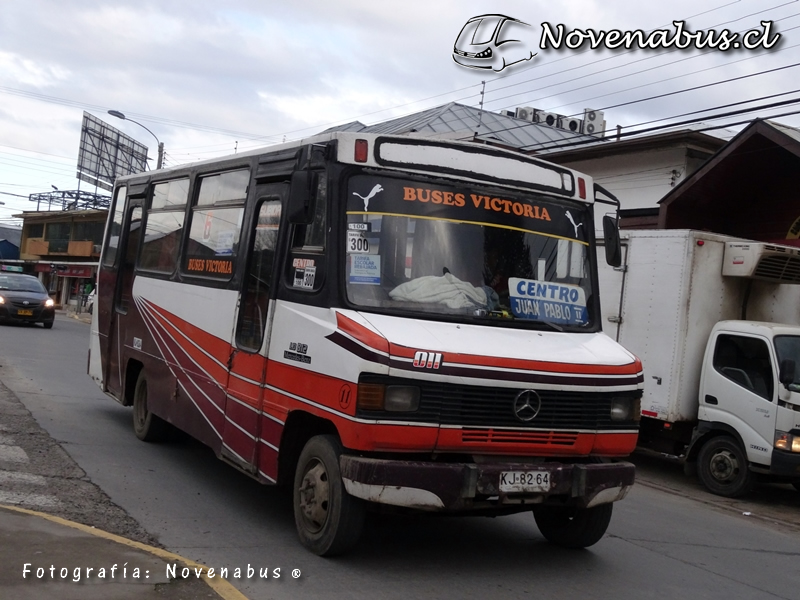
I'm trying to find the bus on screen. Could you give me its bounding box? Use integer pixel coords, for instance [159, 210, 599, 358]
[89, 132, 643, 556]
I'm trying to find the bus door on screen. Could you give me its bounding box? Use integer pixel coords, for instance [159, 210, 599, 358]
[105, 200, 144, 398]
[220, 184, 287, 475]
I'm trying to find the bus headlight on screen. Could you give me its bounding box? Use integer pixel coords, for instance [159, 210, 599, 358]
[774, 431, 800, 453]
[357, 383, 420, 412]
[384, 386, 420, 412]
[611, 397, 641, 422]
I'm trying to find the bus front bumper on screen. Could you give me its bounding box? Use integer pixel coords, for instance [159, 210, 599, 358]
[339, 456, 635, 512]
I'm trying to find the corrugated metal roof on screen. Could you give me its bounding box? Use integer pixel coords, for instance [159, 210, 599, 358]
[320, 102, 596, 151]
[767, 120, 800, 143]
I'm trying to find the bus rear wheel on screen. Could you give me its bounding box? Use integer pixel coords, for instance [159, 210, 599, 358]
[132, 371, 169, 442]
[533, 503, 613, 549]
[293, 434, 365, 556]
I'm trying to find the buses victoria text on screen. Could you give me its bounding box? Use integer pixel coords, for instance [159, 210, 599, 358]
[89, 132, 643, 556]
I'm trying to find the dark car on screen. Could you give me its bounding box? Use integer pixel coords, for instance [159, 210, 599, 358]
[0, 273, 55, 329]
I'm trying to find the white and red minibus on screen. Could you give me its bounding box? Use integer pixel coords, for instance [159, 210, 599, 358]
[89, 132, 643, 555]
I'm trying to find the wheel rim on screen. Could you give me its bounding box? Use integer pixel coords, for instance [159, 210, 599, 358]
[298, 459, 330, 533]
[709, 449, 740, 483]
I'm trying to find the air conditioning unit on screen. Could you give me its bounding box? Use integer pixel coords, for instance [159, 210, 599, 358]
[582, 109, 606, 137]
[514, 107, 536, 121]
[722, 242, 800, 283]
[536, 111, 561, 127]
[560, 116, 584, 133]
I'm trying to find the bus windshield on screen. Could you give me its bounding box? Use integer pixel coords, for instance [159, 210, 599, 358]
[344, 174, 595, 328]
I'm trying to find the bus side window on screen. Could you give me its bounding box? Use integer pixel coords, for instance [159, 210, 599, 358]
[138, 178, 189, 274]
[236, 200, 281, 351]
[288, 175, 326, 292]
[102, 187, 127, 268]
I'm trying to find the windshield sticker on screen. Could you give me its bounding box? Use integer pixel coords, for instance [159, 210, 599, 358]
[292, 258, 315, 268]
[293, 265, 316, 289]
[216, 231, 234, 256]
[352, 183, 384, 211]
[347, 230, 371, 254]
[508, 277, 588, 325]
[350, 254, 381, 285]
[347, 175, 586, 243]
[348, 222, 371, 231]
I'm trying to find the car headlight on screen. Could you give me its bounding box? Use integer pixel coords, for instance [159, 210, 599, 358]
[774, 431, 800, 453]
[611, 397, 641, 422]
[0, 296, 4, 304]
[45, 298, 54, 307]
[357, 383, 420, 412]
[475, 48, 493, 58]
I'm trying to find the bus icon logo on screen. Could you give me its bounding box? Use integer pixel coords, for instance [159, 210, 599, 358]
[412, 351, 442, 369]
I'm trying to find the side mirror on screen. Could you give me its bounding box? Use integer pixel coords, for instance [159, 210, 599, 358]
[287, 170, 318, 224]
[602, 215, 622, 267]
[780, 358, 796, 387]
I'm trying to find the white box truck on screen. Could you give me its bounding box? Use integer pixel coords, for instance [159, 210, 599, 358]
[598, 229, 800, 497]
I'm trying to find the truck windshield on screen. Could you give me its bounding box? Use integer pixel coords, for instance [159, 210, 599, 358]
[774, 335, 800, 391]
[344, 174, 595, 328]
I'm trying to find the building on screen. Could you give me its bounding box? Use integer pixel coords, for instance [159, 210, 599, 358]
[13, 209, 107, 307]
[0, 225, 21, 261]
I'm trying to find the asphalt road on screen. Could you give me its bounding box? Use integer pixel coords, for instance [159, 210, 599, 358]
[1, 313, 799, 599]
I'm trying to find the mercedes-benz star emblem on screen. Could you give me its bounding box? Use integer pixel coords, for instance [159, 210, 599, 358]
[513, 390, 541, 422]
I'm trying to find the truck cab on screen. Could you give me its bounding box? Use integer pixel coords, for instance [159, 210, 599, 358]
[693, 321, 800, 495]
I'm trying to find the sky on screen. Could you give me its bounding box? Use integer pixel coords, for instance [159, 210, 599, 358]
[1, 0, 799, 226]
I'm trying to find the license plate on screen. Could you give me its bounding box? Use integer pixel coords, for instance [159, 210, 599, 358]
[499, 470, 551, 493]
[16, 309, 33, 316]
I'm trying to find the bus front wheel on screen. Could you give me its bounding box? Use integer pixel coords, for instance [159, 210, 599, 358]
[533, 503, 613, 549]
[293, 435, 365, 556]
[132, 371, 169, 442]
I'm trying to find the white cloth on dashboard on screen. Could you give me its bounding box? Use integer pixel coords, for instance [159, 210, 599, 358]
[389, 273, 488, 309]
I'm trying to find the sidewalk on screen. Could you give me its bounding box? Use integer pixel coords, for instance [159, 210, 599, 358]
[0, 365, 246, 599]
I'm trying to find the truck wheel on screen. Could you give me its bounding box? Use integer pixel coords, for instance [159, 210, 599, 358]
[533, 503, 613, 549]
[132, 371, 169, 442]
[697, 436, 752, 497]
[293, 434, 365, 556]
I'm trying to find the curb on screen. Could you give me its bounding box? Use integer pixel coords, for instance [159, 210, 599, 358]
[1, 504, 249, 600]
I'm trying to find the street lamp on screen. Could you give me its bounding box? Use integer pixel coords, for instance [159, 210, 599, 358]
[107, 110, 164, 170]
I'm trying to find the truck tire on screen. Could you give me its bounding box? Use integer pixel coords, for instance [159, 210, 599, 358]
[132, 371, 169, 442]
[293, 434, 365, 556]
[697, 436, 752, 497]
[533, 503, 613, 549]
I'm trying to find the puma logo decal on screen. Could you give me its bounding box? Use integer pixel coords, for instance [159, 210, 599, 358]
[352, 184, 384, 211]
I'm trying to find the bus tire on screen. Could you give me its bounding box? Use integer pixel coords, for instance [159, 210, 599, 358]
[533, 503, 613, 549]
[697, 436, 752, 498]
[132, 371, 169, 442]
[293, 434, 365, 556]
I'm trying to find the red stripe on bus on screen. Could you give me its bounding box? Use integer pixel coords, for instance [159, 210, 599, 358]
[334, 312, 389, 354]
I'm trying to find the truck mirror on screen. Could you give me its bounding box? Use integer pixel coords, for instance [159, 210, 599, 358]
[288, 170, 318, 224]
[779, 359, 796, 387]
[602, 215, 622, 267]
